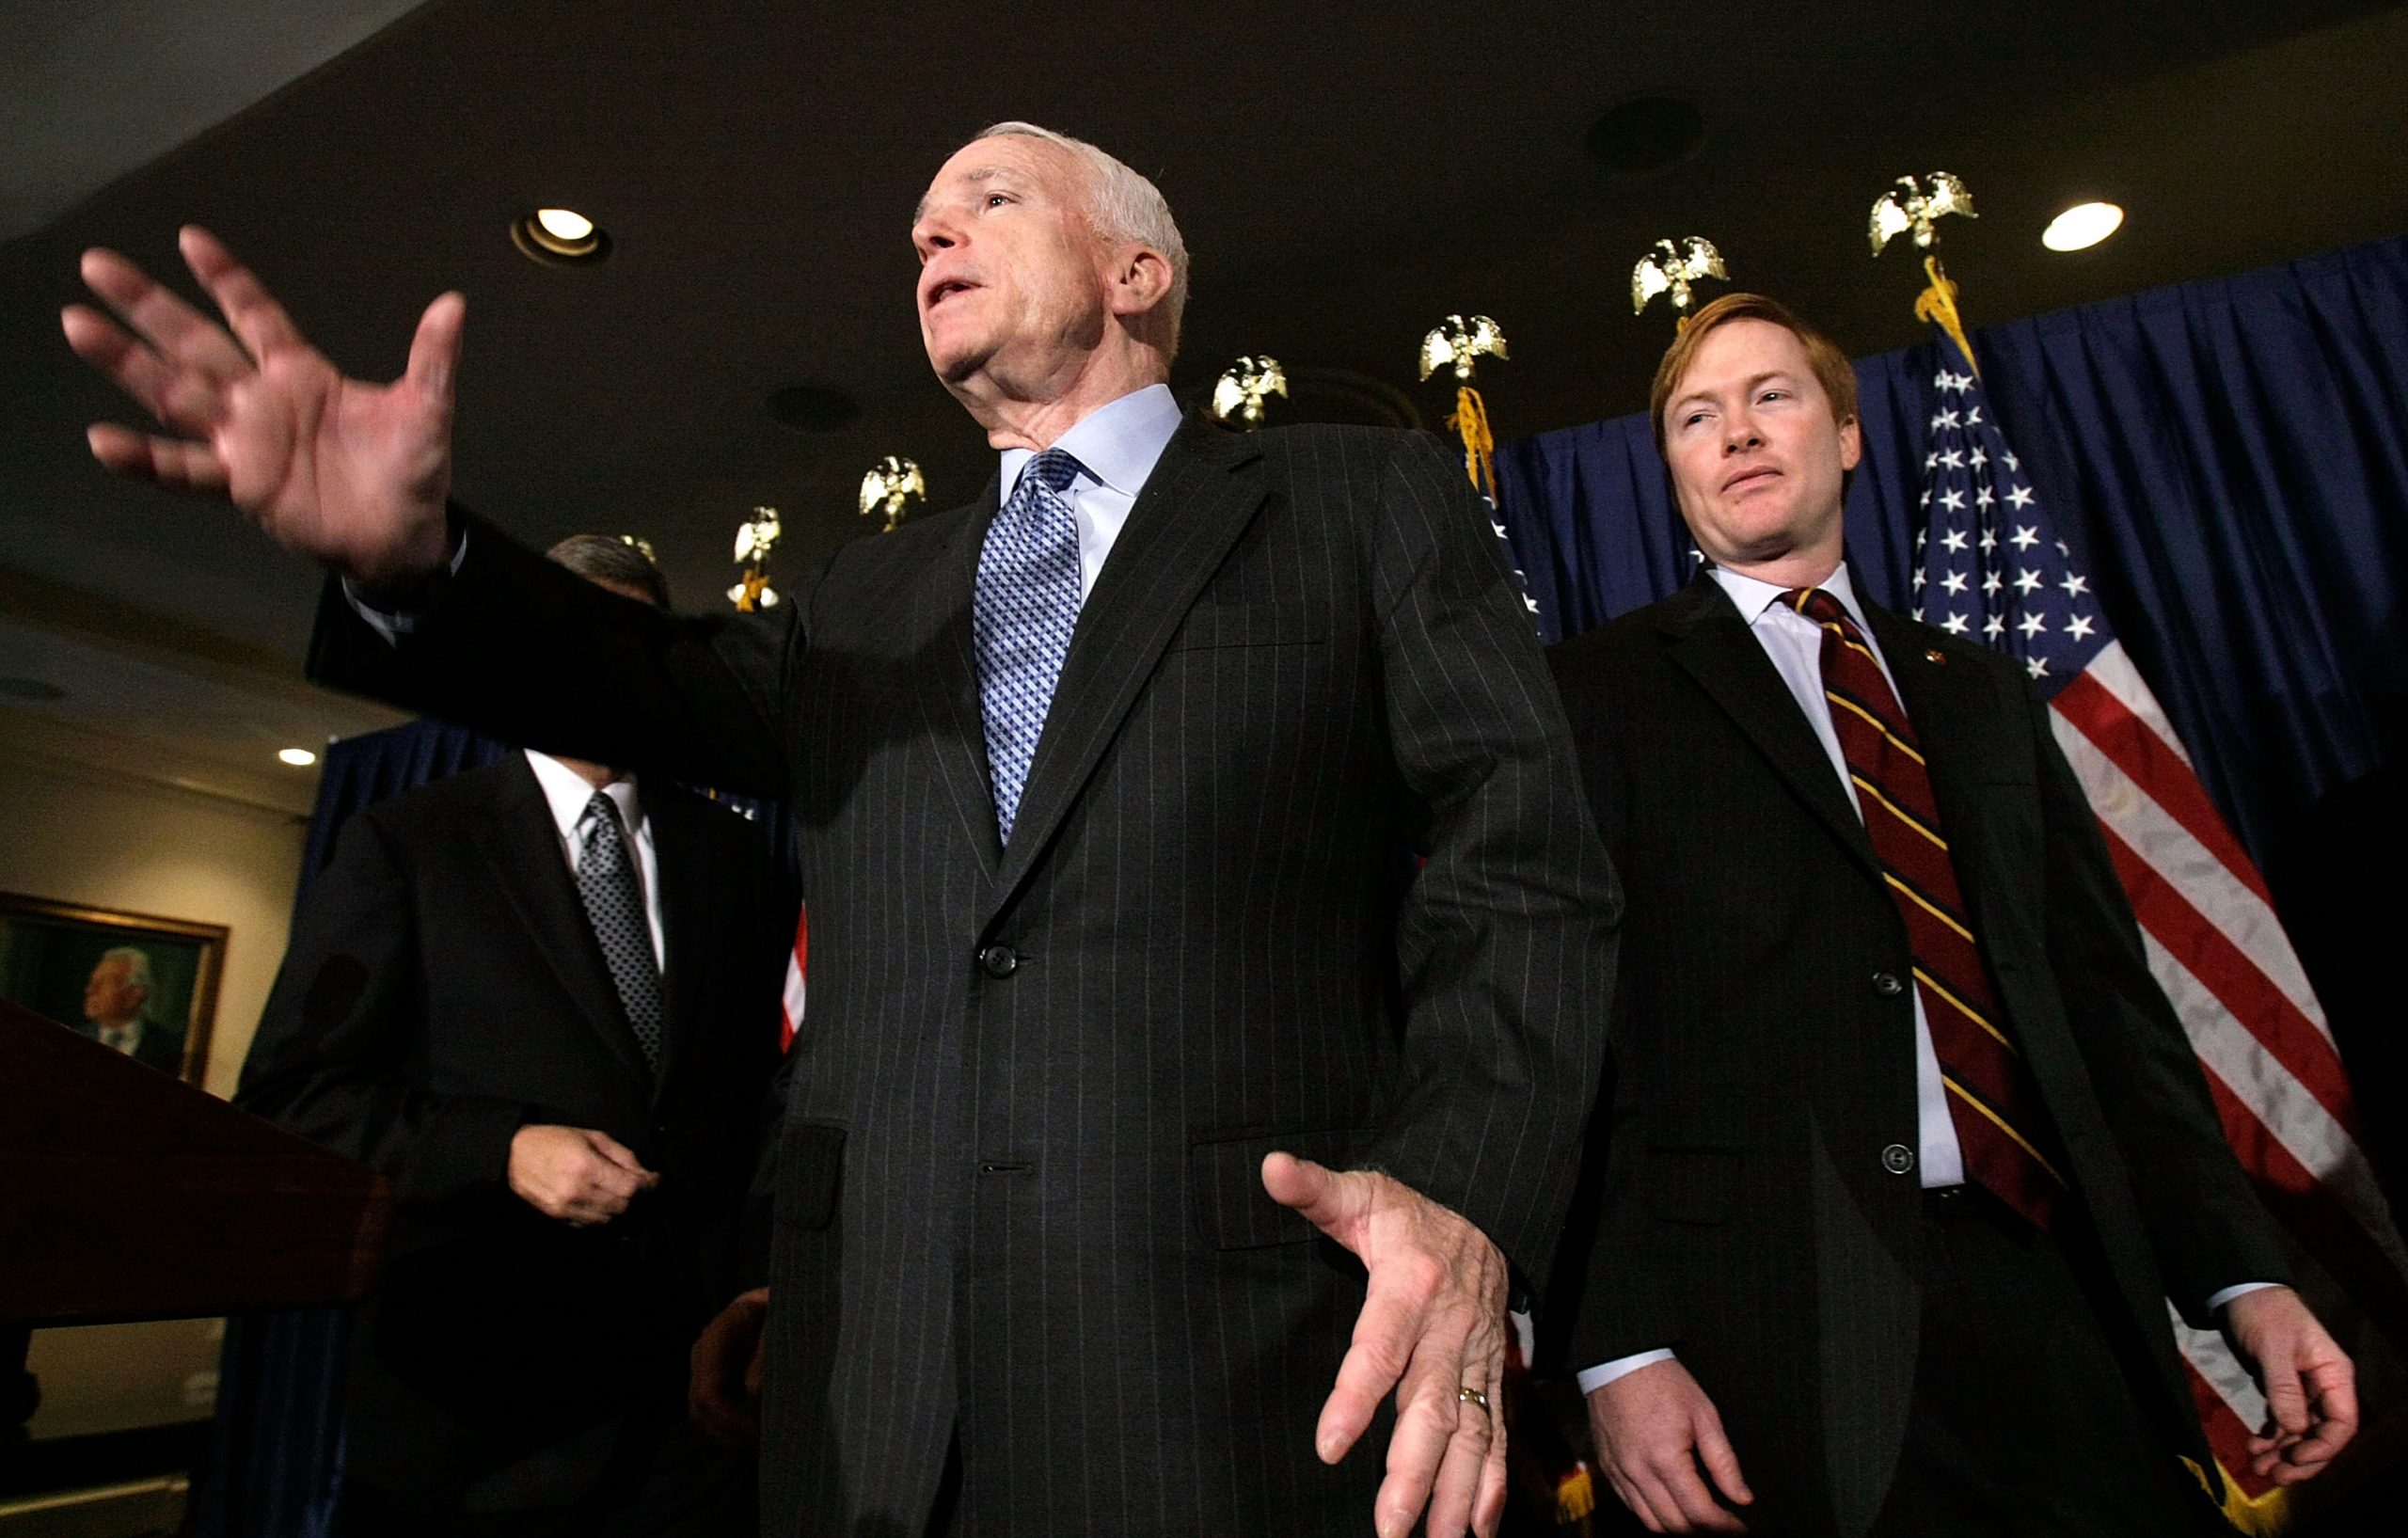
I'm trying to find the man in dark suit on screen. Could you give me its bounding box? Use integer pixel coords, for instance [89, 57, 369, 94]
[1547, 293, 2355, 1535]
[73, 946, 185, 1074]
[236, 535, 794, 1535]
[66, 122, 1615, 1537]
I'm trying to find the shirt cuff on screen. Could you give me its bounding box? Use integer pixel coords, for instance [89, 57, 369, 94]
[1576, 1348, 1675, 1395]
[340, 526, 469, 643]
[2207, 1281, 2283, 1313]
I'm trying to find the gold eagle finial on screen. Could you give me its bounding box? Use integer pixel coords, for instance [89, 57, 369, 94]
[857, 455, 927, 533]
[728, 505, 783, 610]
[1631, 237, 1728, 320]
[1870, 173, 1977, 257]
[1211, 355, 1289, 429]
[1418, 314, 1508, 384]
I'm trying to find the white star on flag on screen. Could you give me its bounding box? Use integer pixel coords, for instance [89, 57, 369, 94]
[2011, 524, 2041, 550]
[1942, 612, 1969, 634]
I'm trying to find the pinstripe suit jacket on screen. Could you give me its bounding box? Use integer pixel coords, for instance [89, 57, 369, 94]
[1545, 575, 2288, 1537]
[308, 413, 1619, 1537]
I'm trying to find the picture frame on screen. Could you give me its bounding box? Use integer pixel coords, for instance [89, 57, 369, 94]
[0, 891, 226, 1087]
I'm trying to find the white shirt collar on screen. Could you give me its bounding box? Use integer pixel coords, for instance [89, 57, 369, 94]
[999, 383, 1184, 502]
[524, 750, 642, 842]
[1711, 561, 1872, 634]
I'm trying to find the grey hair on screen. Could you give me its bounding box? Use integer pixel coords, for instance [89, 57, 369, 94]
[976, 121, 1189, 358]
[98, 945, 153, 996]
[547, 533, 671, 609]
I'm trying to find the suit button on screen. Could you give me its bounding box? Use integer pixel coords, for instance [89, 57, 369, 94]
[1872, 971, 1904, 997]
[1882, 1143, 1916, 1176]
[978, 943, 1019, 978]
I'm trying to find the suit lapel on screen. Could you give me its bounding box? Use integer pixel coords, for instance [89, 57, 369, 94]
[911, 481, 1006, 881]
[479, 756, 655, 1089]
[1657, 578, 1884, 885]
[985, 415, 1266, 921]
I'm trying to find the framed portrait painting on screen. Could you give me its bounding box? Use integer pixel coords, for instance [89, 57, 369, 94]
[0, 892, 226, 1086]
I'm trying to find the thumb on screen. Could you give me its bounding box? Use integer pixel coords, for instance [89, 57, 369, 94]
[1260, 1152, 1361, 1243]
[406, 291, 466, 409]
[585, 1130, 657, 1181]
[2258, 1343, 2312, 1437]
[1696, 1413, 1755, 1506]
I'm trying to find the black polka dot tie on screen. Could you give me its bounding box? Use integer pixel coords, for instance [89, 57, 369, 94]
[576, 790, 663, 1069]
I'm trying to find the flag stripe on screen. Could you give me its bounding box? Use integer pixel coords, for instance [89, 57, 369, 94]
[2054, 660, 2286, 943]
[2091, 813, 2360, 1128]
[2052, 713, 2350, 1103]
[2041, 688, 2321, 1035]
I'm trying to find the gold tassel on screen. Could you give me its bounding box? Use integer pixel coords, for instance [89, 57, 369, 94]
[1555, 1463, 1597, 1530]
[1915, 254, 1980, 377]
[2181, 1455, 2292, 1536]
[733, 568, 770, 613]
[1446, 385, 1498, 504]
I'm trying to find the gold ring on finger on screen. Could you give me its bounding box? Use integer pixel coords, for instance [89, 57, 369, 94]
[1457, 1386, 1488, 1409]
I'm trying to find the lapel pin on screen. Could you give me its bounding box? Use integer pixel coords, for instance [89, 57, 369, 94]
[1925, 648, 1946, 664]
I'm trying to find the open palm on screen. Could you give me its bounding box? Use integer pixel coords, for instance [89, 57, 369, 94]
[62, 225, 462, 586]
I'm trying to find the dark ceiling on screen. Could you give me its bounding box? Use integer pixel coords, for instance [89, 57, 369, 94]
[5, 0, 2406, 679]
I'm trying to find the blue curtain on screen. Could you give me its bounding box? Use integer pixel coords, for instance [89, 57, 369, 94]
[1494, 231, 2408, 1203]
[198, 720, 505, 1538]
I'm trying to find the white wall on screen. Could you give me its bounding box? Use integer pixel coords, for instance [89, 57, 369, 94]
[0, 748, 307, 1439]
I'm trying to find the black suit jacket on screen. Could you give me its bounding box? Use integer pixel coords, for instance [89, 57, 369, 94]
[74, 1017, 185, 1075]
[1547, 575, 2288, 1537]
[306, 416, 1619, 1536]
[236, 754, 791, 1512]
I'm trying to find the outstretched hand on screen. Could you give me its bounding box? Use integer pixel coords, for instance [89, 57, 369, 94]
[1262, 1152, 1510, 1538]
[2223, 1285, 2357, 1485]
[62, 225, 462, 587]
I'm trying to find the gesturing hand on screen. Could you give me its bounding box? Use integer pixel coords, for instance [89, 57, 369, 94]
[61, 225, 462, 587]
[2222, 1285, 2358, 1485]
[507, 1123, 658, 1226]
[1584, 1358, 1752, 1532]
[690, 1286, 772, 1446]
[1261, 1152, 1510, 1538]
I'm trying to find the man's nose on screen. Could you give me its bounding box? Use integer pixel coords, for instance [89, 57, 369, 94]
[911, 213, 959, 258]
[1722, 422, 1763, 453]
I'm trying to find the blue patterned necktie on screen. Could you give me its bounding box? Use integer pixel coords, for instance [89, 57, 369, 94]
[974, 448, 1085, 844]
[575, 790, 663, 1069]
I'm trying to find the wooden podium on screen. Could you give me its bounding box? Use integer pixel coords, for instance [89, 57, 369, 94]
[0, 997, 390, 1442]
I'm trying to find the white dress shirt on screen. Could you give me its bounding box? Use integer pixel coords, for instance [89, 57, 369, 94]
[523, 750, 664, 970]
[1578, 563, 2266, 1394]
[997, 382, 1185, 600]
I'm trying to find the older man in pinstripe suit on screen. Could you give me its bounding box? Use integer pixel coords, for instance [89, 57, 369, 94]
[67, 122, 1616, 1537]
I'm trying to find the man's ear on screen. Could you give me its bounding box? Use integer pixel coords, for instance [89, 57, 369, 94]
[1838, 415, 1863, 472]
[1106, 246, 1172, 321]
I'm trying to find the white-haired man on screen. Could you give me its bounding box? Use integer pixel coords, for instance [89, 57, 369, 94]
[77, 946, 184, 1074]
[65, 122, 1615, 1538]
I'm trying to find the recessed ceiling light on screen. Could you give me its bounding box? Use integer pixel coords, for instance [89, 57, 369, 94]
[2043, 201, 2124, 252]
[277, 747, 318, 767]
[513, 207, 610, 265]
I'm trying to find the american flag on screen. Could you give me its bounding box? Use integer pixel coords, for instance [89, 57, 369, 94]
[1914, 325, 2408, 1525]
[780, 906, 807, 1053]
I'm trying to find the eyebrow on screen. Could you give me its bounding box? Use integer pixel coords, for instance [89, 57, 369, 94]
[913, 165, 1009, 225]
[1671, 370, 1798, 414]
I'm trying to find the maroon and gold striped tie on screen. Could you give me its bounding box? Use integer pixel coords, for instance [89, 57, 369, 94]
[1787, 587, 2067, 1228]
